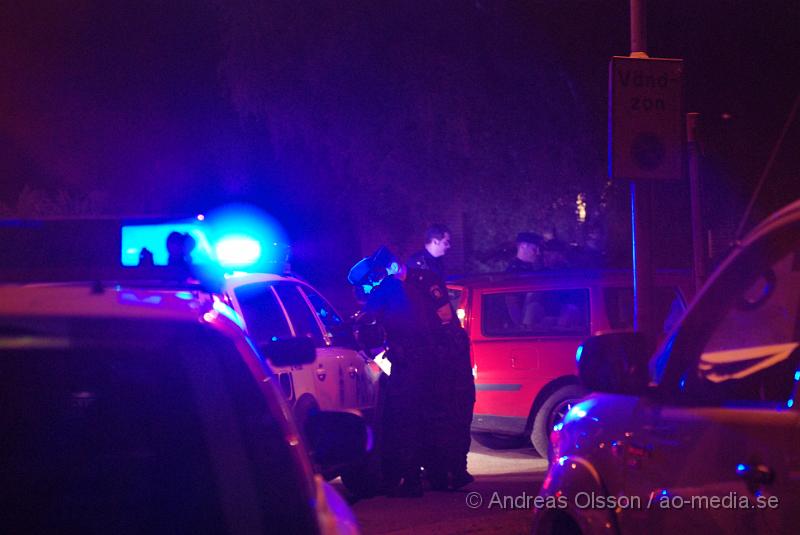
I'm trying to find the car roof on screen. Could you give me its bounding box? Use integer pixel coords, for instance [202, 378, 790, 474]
[0, 282, 217, 322]
[741, 197, 800, 246]
[447, 268, 691, 290]
[222, 271, 306, 289]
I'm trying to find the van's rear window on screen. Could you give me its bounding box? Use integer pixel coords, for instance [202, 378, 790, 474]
[604, 286, 685, 335]
[482, 289, 589, 337]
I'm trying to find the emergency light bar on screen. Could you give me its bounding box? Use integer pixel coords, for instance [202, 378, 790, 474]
[1, 205, 290, 285]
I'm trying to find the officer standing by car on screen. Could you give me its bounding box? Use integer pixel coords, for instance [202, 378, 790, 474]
[349, 247, 429, 497]
[408, 223, 451, 279]
[406, 244, 475, 490]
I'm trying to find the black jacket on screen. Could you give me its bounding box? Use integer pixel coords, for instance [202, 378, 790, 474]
[408, 249, 444, 279]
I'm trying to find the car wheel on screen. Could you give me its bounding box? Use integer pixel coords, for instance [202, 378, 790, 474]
[530, 384, 586, 458]
[471, 431, 528, 450]
[293, 396, 320, 441]
[339, 451, 382, 498]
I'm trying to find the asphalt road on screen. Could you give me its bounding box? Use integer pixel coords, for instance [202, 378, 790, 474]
[336, 439, 549, 535]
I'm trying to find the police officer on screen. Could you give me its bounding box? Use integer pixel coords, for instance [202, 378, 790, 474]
[506, 232, 544, 272]
[349, 247, 428, 497]
[405, 257, 475, 490]
[408, 224, 451, 279]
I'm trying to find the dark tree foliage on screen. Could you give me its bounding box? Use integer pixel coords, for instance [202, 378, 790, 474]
[214, 1, 611, 272]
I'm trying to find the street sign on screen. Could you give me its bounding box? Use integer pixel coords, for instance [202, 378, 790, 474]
[609, 56, 684, 180]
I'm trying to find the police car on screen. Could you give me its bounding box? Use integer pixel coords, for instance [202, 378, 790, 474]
[2, 213, 382, 494]
[117, 213, 380, 435]
[220, 272, 379, 436]
[0, 281, 364, 534]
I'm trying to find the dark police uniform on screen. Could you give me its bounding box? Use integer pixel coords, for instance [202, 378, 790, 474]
[506, 257, 539, 272]
[408, 249, 445, 279]
[364, 275, 429, 495]
[405, 266, 475, 489]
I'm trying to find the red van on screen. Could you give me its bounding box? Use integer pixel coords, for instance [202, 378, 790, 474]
[448, 269, 692, 457]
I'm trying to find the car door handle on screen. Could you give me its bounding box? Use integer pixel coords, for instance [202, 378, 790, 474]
[736, 463, 774, 490]
[316, 366, 327, 381]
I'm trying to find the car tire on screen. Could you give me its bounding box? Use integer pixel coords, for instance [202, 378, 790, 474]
[530, 384, 586, 458]
[339, 451, 382, 498]
[293, 395, 320, 441]
[471, 431, 528, 450]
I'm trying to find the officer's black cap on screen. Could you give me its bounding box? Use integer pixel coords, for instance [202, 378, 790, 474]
[349, 246, 400, 287]
[369, 246, 398, 270]
[348, 257, 373, 286]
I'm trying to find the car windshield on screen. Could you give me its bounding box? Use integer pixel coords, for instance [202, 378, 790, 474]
[680, 245, 800, 406]
[0, 318, 316, 533]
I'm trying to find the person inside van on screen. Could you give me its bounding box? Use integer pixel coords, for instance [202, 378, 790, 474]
[506, 232, 544, 272]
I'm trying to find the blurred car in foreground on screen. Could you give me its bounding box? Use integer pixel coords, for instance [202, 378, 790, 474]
[447, 270, 690, 457]
[0, 283, 364, 534]
[533, 198, 800, 534]
[0, 216, 383, 497]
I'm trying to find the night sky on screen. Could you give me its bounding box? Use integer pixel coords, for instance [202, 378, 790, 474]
[2, 1, 798, 288]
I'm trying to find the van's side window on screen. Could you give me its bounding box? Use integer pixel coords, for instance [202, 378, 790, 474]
[482, 289, 589, 337]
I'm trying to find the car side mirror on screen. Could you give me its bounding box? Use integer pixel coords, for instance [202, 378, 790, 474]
[578, 332, 651, 394]
[305, 411, 371, 473]
[260, 337, 316, 366]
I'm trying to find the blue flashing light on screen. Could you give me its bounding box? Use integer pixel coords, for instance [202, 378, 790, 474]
[794, 371, 800, 382]
[175, 291, 194, 301]
[558, 456, 568, 466]
[679, 375, 686, 390]
[575, 344, 584, 364]
[553, 422, 564, 432]
[788, 399, 795, 409]
[736, 463, 746, 473]
[203, 203, 288, 272]
[661, 489, 668, 496]
[562, 399, 597, 425]
[121, 204, 288, 274]
[215, 236, 262, 267]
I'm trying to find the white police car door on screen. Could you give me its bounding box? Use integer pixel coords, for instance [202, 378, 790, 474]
[227, 281, 298, 401]
[272, 283, 340, 411]
[299, 285, 374, 411]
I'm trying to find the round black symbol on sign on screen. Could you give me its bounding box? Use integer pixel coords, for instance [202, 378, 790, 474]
[631, 132, 665, 170]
